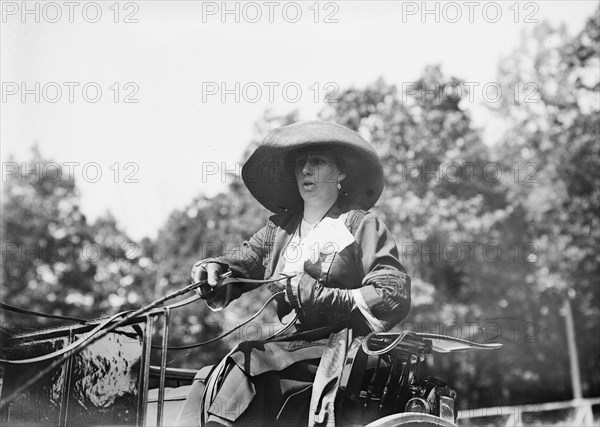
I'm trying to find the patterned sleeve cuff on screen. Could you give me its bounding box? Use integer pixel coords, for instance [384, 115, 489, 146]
[351, 288, 386, 332]
[284, 275, 301, 310]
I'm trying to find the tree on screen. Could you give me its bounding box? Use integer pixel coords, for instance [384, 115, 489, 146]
[492, 10, 600, 398]
[1, 147, 156, 330]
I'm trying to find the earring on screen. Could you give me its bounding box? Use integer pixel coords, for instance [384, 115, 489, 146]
[337, 181, 342, 190]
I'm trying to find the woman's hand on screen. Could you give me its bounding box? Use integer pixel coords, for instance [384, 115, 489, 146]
[191, 261, 226, 298]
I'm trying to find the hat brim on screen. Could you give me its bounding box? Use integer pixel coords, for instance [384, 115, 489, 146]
[242, 121, 384, 214]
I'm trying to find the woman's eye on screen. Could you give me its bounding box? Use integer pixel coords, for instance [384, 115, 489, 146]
[295, 154, 331, 169]
[310, 156, 328, 166]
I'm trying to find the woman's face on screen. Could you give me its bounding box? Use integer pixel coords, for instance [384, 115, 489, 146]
[294, 150, 346, 207]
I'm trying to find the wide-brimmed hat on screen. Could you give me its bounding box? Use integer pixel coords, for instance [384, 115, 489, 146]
[242, 120, 384, 214]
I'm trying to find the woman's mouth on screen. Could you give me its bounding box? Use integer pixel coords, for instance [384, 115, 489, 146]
[303, 182, 315, 190]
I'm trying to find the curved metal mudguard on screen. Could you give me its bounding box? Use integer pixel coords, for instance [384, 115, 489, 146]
[365, 412, 458, 426]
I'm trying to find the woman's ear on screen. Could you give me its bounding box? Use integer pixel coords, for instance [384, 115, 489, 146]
[338, 172, 346, 181]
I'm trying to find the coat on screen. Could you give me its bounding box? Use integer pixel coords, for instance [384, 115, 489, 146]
[198, 204, 411, 425]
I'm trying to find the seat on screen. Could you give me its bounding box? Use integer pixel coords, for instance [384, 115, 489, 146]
[146, 365, 213, 427]
[146, 386, 191, 427]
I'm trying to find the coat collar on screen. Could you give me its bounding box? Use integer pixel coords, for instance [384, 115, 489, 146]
[269, 198, 350, 233]
[324, 200, 349, 220]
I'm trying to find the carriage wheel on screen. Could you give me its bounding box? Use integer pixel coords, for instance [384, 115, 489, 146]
[364, 412, 457, 427]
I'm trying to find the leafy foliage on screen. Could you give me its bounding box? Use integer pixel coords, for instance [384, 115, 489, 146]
[493, 13, 600, 399]
[1, 148, 157, 332]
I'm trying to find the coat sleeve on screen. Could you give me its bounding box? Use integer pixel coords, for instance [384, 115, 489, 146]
[351, 212, 411, 331]
[285, 212, 410, 331]
[199, 224, 267, 311]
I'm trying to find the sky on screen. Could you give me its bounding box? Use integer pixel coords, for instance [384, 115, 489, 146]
[1, 0, 598, 240]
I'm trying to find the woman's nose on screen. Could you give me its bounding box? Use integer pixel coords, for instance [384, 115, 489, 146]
[302, 161, 313, 175]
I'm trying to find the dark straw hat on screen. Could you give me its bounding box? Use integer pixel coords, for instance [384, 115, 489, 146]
[242, 120, 384, 214]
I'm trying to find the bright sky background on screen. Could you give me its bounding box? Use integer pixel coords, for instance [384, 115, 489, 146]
[1, 0, 597, 240]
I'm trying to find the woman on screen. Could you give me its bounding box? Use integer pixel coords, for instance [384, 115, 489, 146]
[177, 121, 411, 426]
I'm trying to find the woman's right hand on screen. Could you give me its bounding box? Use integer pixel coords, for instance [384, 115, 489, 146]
[191, 261, 226, 298]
